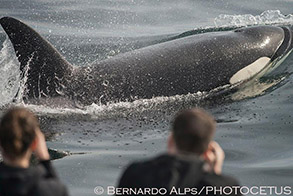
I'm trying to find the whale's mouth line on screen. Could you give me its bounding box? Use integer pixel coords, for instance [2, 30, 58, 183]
[271, 26, 293, 61]
[256, 48, 293, 79]
[230, 48, 293, 100]
[229, 25, 293, 87]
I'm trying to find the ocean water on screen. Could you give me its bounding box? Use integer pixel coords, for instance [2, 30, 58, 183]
[0, 1, 293, 196]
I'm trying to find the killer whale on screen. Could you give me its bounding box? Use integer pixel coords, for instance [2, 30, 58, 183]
[0, 17, 292, 106]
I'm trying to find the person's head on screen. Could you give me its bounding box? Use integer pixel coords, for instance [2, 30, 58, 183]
[0, 107, 39, 161]
[168, 108, 216, 156]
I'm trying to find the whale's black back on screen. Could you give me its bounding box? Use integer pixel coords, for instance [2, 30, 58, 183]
[73, 26, 285, 104]
[0, 17, 289, 105]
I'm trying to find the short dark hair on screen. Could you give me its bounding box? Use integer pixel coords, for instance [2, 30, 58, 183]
[0, 107, 39, 158]
[172, 108, 216, 154]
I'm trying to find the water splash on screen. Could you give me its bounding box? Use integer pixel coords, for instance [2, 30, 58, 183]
[0, 38, 21, 107]
[214, 10, 293, 27]
[18, 90, 207, 120]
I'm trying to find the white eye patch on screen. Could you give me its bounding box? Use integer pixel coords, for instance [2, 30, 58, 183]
[229, 57, 271, 85]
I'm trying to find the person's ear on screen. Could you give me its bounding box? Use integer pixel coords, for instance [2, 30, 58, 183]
[30, 138, 38, 151]
[203, 149, 212, 162]
[202, 142, 215, 163]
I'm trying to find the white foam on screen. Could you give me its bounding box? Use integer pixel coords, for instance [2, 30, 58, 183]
[19, 91, 207, 119]
[214, 10, 293, 28]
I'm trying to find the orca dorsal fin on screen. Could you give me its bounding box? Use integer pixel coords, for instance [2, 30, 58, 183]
[0, 17, 73, 100]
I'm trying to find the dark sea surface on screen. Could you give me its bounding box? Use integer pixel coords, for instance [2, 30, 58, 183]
[0, 1, 293, 195]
